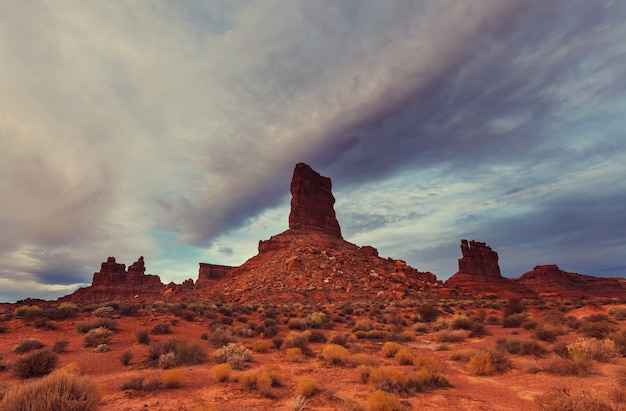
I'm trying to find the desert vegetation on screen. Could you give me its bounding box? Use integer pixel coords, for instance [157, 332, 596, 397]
[1, 297, 626, 409]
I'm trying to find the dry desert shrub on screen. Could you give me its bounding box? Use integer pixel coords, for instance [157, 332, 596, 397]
[76, 318, 117, 333]
[380, 342, 402, 358]
[368, 366, 410, 394]
[252, 339, 271, 353]
[366, 390, 407, 411]
[535, 387, 615, 411]
[322, 343, 350, 366]
[466, 350, 511, 376]
[295, 377, 319, 398]
[83, 327, 112, 348]
[211, 363, 232, 382]
[495, 337, 548, 357]
[135, 328, 150, 344]
[12, 338, 45, 354]
[285, 347, 304, 362]
[162, 369, 186, 388]
[284, 331, 311, 354]
[350, 353, 379, 367]
[119, 350, 133, 366]
[13, 349, 58, 379]
[52, 339, 69, 354]
[502, 313, 528, 328]
[434, 329, 470, 343]
[450, 348, 480, 362]
[148, 338, 206, 368]
[0, 372, 100, 411]
[150, 322, 172, 335]
[608, 306, 626, 320]
[395, 348, 415, 366]
[214, 343, 252, 370]
[416, 303, 440, 323]
[579, 315, 618, 339]
[208, 326, 235, 347]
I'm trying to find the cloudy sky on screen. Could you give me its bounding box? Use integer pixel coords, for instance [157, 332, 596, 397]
[1, 0, 625, 302]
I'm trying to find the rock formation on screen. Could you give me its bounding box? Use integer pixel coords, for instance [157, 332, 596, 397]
[516, 264, 626, 299]
[288, 163, 342, 238]
[62, 256, 164, 302]
[445, 240, 535, 299]
[196, 163, 441, 301]
[196, 263, 235, 288]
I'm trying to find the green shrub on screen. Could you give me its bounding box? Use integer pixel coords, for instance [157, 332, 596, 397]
[0, 372, 99, 411]
[13, 349, 58, 379]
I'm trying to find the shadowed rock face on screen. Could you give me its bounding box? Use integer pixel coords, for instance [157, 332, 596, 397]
[516, 264, 626, 299]
[458, 240, 501, 278]
[62, 256, 164, 302]
[196, 263, 235, 288]
[288, 163, 342, 238]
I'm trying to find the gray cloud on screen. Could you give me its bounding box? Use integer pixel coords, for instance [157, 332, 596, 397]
[1, 0, 625, 301]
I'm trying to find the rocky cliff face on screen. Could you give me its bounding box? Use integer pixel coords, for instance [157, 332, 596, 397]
[516, 264, 626, 299]
[288, 163, 342, 238]
[444, 240, 535, 299]
[62, 256, 164, 302]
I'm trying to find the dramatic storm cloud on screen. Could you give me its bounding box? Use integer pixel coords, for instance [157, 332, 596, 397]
[1, 0, 625, 301]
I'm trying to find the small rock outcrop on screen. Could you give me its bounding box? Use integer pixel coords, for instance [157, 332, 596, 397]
[445, 240, 535, 299]
[288, 163, 342, 238]
[62, 256, 164, 302]
[196, 263, 235, 288]
[516, 264, 626, 299]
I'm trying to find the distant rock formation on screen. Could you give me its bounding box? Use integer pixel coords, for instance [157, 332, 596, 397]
[445, 240, 535, 299]
[62, 256, 164, 302]
[516, 264, 626, 299]
[198, 163, 441, 301]
[288, 163, 342, 238]
[196, 263, 235, 288]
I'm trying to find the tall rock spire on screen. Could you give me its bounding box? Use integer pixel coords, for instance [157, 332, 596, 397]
[288, 163, 342, 238]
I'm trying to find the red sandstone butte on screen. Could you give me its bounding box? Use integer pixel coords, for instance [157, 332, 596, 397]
[288, 162, 342, 238]
[62, 256, 164, 302]
[516, 264, 626, 299]
[196, 163, 440, 301]
[444, 240, 535, 299]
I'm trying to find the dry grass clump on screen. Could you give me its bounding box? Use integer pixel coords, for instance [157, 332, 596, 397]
[135, 329, 150, 345]
[214, 343, 252, 370]
[395, 348, 415, 366]
[211, 363, 232, 382]
[208, 326, 235, 348]
[368, 366, 410, 394]
[450, 348, 480, 362]
[13, 349, 58, 379]
[535, 387, 622, 411]
[295, 377, 319, 398]
[366, 390, 407, 411]
[545, 338, 606, 376]
[119, 377, 162, 391]
[240, 364, 283, 397]
[0, 372, 100, 411]
[579, 315, 618, 339]
[350, 353, 380, 367]
[380, 342, 402, 358]
[434, 329, 470, 343]
[252, 340, 271, 353]
[466, 350, 512, 376]
[533, 323, 563, 343]
[162, 369, 186, 388]
[608, 306, 626, 320]
[285, 347, 304, 362]
[284, 331, 311, 354]
[321, 344, 350, 366]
